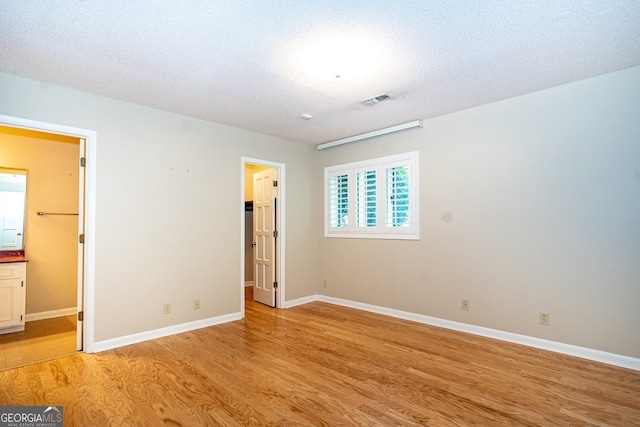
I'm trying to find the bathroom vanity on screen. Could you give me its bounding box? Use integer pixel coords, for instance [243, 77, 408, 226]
[0, 254, 27, 334]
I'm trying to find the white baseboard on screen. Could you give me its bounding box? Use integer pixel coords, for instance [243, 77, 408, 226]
[308, 295, 640, 372]
[0, 325, 24, 335]
[90, 294, 640, 372]
[26, 307, 77, 322]
[244, 281, 254, 287]
[93, 312, 243, 353]
[285, 294, 318, 308]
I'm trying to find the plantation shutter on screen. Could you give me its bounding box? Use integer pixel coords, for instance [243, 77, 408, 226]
[384, 162, 411, 228]
[355, 167, 378, 228]
[328, 172, 349, 228]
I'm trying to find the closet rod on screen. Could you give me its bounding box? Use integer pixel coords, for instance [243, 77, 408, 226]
[37, 212, 79, 216]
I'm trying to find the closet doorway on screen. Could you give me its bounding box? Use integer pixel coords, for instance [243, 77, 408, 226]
[241, 157, 285, 315]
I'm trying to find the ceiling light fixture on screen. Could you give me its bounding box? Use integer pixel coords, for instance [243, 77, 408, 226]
[317, 120, 423, 151]
[297, 36, 380, 83]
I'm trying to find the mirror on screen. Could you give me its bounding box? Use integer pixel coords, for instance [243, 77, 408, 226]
[0, 167, 27, 251]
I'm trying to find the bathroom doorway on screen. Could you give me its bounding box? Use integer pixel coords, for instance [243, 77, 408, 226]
[0, 114, 96, 368]
[0, 126, 79, 369]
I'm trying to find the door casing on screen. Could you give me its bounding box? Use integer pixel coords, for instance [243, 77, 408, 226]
[0, 114, 96, 353]
[241, 157, 285, 314]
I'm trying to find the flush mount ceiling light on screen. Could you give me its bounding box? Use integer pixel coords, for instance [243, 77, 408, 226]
[297, 35, 381, 83]
[317, 120, 423, 150]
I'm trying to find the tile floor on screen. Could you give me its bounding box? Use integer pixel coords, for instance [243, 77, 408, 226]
[0, 315, 77, 371]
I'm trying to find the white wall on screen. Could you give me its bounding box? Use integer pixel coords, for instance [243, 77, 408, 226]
[317, 66, 640, 358]
[1, 66, 638, 360]
[0, 72, 318, 343]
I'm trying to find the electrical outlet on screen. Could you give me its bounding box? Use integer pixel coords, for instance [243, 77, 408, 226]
[539, 312, 550, 325]
[163, 303, 171, 314]
[193, 299, 200, 310]
[462, 299, 470, 311]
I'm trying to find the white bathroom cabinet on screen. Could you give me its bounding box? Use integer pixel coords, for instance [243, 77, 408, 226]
[0, 261, 26, 334]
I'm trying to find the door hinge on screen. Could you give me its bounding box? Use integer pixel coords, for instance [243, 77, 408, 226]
[273, 230, 278, 238]
[20, 314, 23, 321]
[273, 180, 278, 187]
[78, 311, 84, 321]
[273, 281, 278, 288]
[79, 234, 85, 244]
[80, 157, 86, 167]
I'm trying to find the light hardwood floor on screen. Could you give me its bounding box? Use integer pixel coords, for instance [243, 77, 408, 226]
[0, 292, 639, 426]
[0, 315, 77, 371]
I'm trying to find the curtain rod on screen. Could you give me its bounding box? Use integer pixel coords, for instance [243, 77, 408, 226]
[316, 120, 423, 151]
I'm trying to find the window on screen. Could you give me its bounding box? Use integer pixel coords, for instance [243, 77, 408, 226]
[328, 173, 349, 228]
[325, 151, 419, 239]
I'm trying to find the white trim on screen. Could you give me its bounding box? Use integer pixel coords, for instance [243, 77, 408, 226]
[244, 281, 254, 287]
[0, 325, 24, 334]
[293, 294, 640, 372]
[93, 312, 242, 353]
[240, 157, 286, 312]
[26, 307, 77, 322]
[285, 295, 318, 308]
[0, 114, 97, 353]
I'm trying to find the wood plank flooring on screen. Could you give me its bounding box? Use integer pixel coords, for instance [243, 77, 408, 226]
[0, 315, 77, 371]
[0, 292, 639, 426]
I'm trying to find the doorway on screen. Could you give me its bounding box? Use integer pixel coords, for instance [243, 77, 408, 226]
[241, 157, 285, 315]
[0, 114, 96, 361]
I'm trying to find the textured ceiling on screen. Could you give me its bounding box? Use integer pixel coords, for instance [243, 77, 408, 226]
[1, 1, 639, 147]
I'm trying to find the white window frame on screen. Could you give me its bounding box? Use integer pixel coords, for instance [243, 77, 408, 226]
[324, 151, 419, 240]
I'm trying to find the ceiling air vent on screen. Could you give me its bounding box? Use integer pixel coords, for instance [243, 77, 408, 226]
[361, 93, 390, 106]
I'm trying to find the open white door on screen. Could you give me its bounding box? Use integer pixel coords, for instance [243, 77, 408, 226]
[76, 139, 86, 350]
[253, 168, 277, 307]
